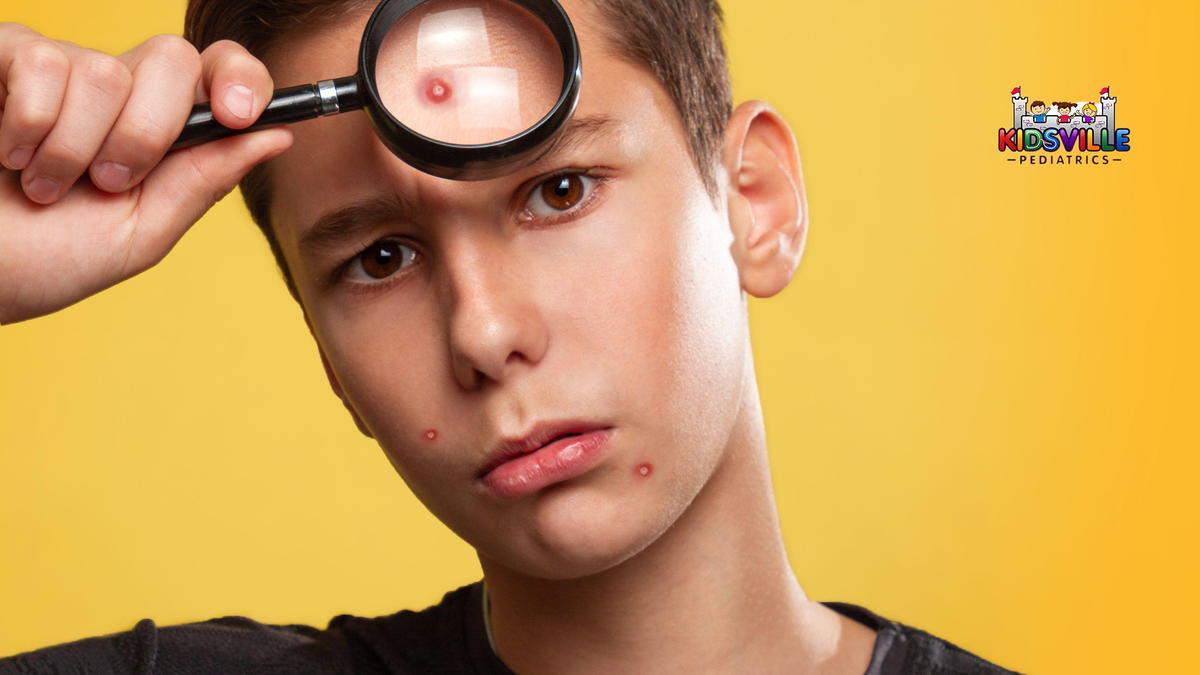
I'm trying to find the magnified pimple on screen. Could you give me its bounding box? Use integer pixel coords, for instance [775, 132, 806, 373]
[376, 0, 563, 145]
[424, 77, 453, 104]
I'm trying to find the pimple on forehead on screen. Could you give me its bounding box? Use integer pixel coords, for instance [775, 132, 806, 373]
[423, 428, 439, 442]
[422, 76, 453, 104]
[635, 462, 653, 478]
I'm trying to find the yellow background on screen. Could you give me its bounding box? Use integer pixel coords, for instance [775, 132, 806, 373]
[2, 1, 1197, 672]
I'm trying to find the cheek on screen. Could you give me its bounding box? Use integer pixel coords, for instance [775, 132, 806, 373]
[577, 174, 748, 473]
[314, 299, 460, 476]
[652, 199, 748, 490]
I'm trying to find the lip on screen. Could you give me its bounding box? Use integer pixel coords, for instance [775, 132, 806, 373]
[478, 423, 613, 500]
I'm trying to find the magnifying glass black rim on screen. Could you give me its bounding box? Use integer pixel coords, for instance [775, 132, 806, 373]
[358, 0, 581, 180]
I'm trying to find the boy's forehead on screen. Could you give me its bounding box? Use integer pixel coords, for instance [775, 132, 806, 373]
[266, 0, 609, 89]
[263, 0, 687, 243]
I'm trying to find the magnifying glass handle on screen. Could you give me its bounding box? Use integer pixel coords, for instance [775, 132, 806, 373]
[172, 76, 360, 150]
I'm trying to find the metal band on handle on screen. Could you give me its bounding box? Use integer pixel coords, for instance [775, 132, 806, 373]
[317, 79, 341, 116]
[316, 78, 340, 115]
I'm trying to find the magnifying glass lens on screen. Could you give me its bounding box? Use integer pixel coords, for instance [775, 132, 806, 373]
[173, 0, 581, 178]
[377, 0, 564, 146]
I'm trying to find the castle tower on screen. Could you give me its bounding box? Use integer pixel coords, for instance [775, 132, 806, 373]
[1012, 88, 1027, 129]
[1100, 89, 1117, 139]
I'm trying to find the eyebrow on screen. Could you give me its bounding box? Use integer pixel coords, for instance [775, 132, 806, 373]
[296, 115, 621, 258]
[526, 114, 619, 168]
[298, 194, 416, 258]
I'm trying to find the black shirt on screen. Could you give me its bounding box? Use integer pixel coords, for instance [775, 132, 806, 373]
[0, 581, 1021, 674]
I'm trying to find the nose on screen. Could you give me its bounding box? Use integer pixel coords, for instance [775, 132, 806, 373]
[443, 235, 549, 389]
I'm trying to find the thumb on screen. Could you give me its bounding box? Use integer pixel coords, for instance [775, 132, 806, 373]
[128, 127, 293, 275]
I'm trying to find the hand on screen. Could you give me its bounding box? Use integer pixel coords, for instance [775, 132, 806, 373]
[0, 24, 293, 324]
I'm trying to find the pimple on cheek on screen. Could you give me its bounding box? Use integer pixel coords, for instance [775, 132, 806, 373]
[422, 428, 439, 442]
[635, 462, 653, 478]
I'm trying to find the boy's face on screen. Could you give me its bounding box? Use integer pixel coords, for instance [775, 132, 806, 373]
[1030, 103, 1046, 115]
[264, 1, 757, 578]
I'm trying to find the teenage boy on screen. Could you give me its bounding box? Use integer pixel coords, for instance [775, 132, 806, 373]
[0, 1, 1020, 672]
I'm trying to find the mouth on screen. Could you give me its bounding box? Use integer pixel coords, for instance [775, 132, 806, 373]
[477, 421, 614, 499]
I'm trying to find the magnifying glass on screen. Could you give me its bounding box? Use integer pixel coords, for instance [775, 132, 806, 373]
[172, 0, 581, 181]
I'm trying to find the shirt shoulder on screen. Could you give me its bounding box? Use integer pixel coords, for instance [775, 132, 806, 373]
[328, 581, 508, 674]
[0, 615, 361, 675]
[0, 582, 492, 675]
[822, 601, 1024, 675]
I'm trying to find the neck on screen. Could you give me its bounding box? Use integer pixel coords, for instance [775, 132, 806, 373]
[479, 355, 871, 673]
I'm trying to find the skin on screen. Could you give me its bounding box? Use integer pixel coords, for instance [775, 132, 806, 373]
[0, 1, 877, 672]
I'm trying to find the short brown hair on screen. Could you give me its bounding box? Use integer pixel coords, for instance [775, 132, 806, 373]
[183, 0, 733, 299]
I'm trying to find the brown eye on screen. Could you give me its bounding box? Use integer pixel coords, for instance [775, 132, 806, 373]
[525, 173, 598, 219]
[539, 174, 585, 211]
[349, 240, 416, 282]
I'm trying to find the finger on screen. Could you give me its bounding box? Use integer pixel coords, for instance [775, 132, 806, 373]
[0, 28, 70, 171]
[198, 39, 273, 130]
[87, 35, 201, 193]
[127, 127, 293, 276]
[21, 48, 131, 203]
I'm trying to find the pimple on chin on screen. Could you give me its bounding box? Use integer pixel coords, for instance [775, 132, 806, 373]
[422, 429, 439, 442]
[635, 462, 653, 478]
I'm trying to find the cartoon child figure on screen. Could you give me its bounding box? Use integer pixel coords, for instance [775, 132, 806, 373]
[1055, 101, 1074, 123]
[1029, 100, 1049, 123]
[1081, 102, 1097, 123]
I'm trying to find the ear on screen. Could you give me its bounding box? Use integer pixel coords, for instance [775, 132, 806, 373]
[723, 101, 807, 299]
[305, 313, 375, 439]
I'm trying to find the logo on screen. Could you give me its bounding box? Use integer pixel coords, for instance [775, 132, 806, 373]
[999, 86, 1129, 165]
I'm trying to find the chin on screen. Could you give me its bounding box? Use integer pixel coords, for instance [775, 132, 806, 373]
[494, 477, 677, 580]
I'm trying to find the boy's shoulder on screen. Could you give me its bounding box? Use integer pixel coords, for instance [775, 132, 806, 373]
[0, 584, 1021, 675]
[823, 601, 1024, 675]
[0, 582, 501, 675]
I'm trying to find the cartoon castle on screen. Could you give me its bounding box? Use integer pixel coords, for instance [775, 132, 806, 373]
[1010, 86, 1116, 139]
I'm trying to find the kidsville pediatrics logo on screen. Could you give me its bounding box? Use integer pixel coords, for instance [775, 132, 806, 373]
[1000, 86, 1130, 165]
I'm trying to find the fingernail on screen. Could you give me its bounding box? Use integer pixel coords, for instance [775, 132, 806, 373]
[93, 161, 131, 192]
[224, 85, 254, 120]
[6, 146, 34, 170]
[25, 175, 60, 203]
